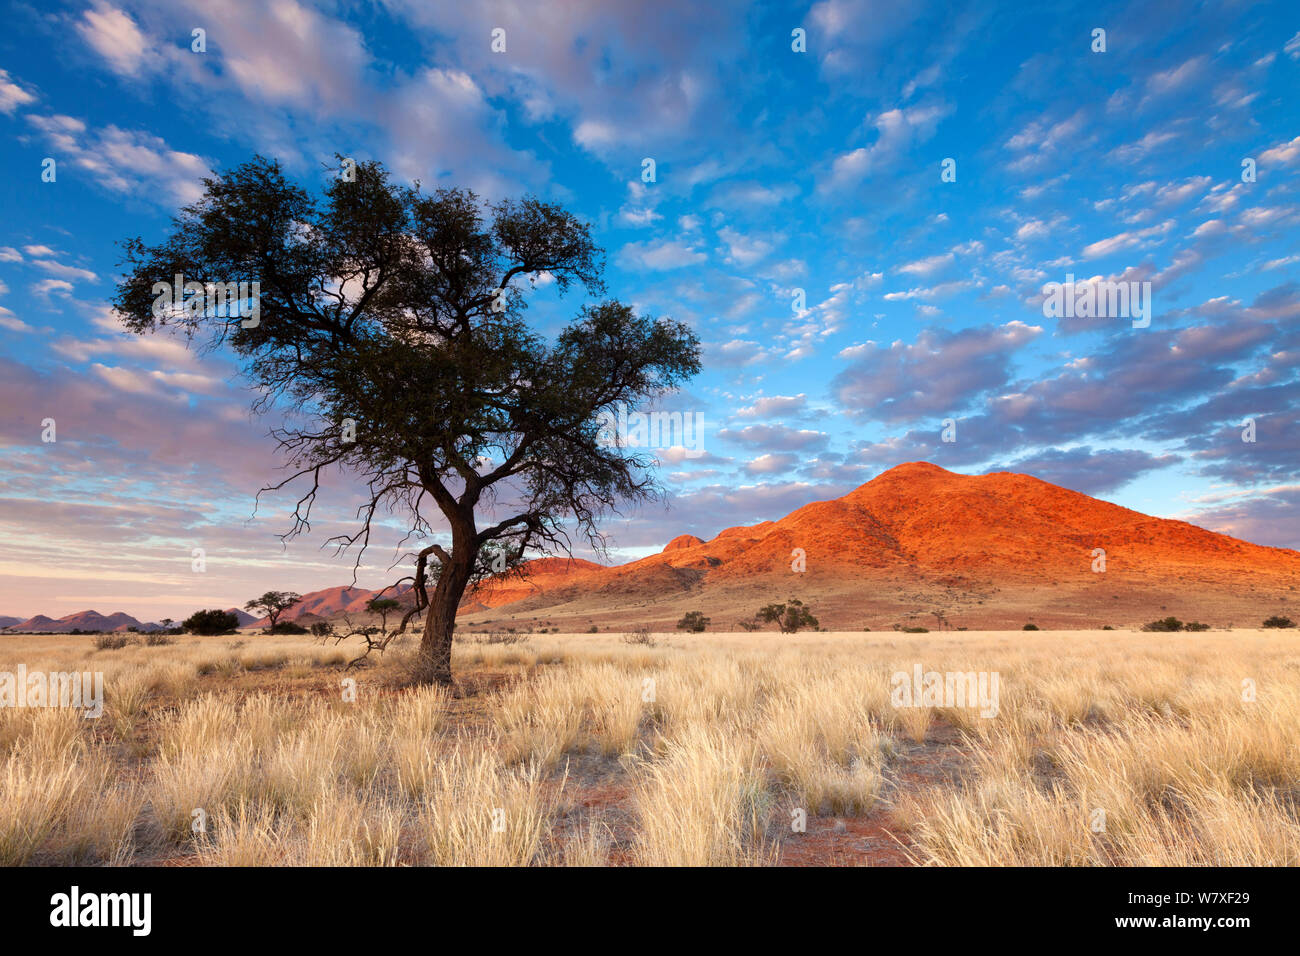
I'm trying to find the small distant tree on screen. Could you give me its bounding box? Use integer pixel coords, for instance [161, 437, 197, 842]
[244, 591, 302, 630]
[310, 621, 335, 639]
[1262, 615, 1296, 629]
[183, 609, 240, 636]
[754, 599, 819, 634]
[676, 611, 709, 633]
[367, 597, 402, 631]
[1022, 623, 1039, 631]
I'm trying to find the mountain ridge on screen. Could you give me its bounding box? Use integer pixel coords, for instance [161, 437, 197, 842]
[5, 464, 1297, 632]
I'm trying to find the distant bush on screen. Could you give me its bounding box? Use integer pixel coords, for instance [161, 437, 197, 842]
[268, 621, 308, 635]
[901, 626, 929, 634]
[94, 634, 133, 650]
[622, 627, 656, 646]
[1185, 622, 1211, 632]
[183, 609, 240, 636]
[1262, 616, 1296, 629]
[145, 633, 176, 646]
[1022, 623, 1039, 631]
[474, 629, 528, 645]
[310, 622, 335, 639]
[676, 611, 709, 633]
[587, 625, 599, 633]
[1102, 625, 1114, 630]
[1141, 617, 1184, 632]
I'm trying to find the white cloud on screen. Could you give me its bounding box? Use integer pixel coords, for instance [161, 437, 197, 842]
[717, 227, 776, 267]
[1259, 135, 1300, 167]
[1081, 220, 1174, 259]
[26, 115, 210, 206]
[75, 2, 151, 77]
[617, 238, 706, 271]
[821, 102, 949, 191]
[0, 307, 33, 333]
[31, 279, 73, 298]
[897, 252, 953, 276]
[31, 260, 99, 284]
[0, 68, 36, 114]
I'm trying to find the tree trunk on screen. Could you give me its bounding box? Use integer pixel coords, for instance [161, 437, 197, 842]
[412, 526, 476, 686]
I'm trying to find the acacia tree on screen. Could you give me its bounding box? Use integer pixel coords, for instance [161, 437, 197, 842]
[754, 599, 819, 634]
[244, 590, 302, 629]
[114, 156, 700, 686]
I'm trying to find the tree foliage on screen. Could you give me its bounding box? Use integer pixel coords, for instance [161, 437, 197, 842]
[676, 611, 710, 632]
[115, 156, 700, 684]
[244, 590, 302, 628]
[183, 609, 240, 636]
[753, 599, 818, 634]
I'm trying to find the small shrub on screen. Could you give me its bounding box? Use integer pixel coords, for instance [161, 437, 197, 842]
[1262, 616, 1296, 629]
[622, 627, 656, 646]
[93, 634, 133, 650]
[901, 626, 929, 634]
[1022, 623, 1039, 631]
[587, 625, 599, 633]
[474, 629, 528, 645]
[1185, 621, 1211, 632]
[675, 611, 709, 633]
[1141, 616, 1183, 632]
[145, 633, 176, 646]
[268, 621, 308, 635]
[1102, 625, 1114, 630]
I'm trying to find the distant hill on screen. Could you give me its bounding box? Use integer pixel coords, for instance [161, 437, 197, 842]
[5, 463, 1297, 635]
[452, 461, 1300, 631]
[5, 610, 149, 633]
[245, 584, 415, 626]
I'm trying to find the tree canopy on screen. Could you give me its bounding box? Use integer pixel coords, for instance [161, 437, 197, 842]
[115, 156, 701, 684]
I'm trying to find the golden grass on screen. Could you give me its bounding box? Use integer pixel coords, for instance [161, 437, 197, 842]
[0, 629, 1295, 865]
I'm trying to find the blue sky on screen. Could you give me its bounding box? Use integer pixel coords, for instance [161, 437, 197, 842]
[0, 0, 1298, 619]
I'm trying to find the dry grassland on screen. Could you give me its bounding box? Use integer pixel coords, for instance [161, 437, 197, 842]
[1, 628, 1296, 866]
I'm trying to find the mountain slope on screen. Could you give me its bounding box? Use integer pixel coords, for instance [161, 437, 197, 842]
[6, 610, 144, 633]
[457, 462, 1300, 630]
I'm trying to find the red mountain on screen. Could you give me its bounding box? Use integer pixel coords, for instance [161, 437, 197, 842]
[455, 462, 1300, 630]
